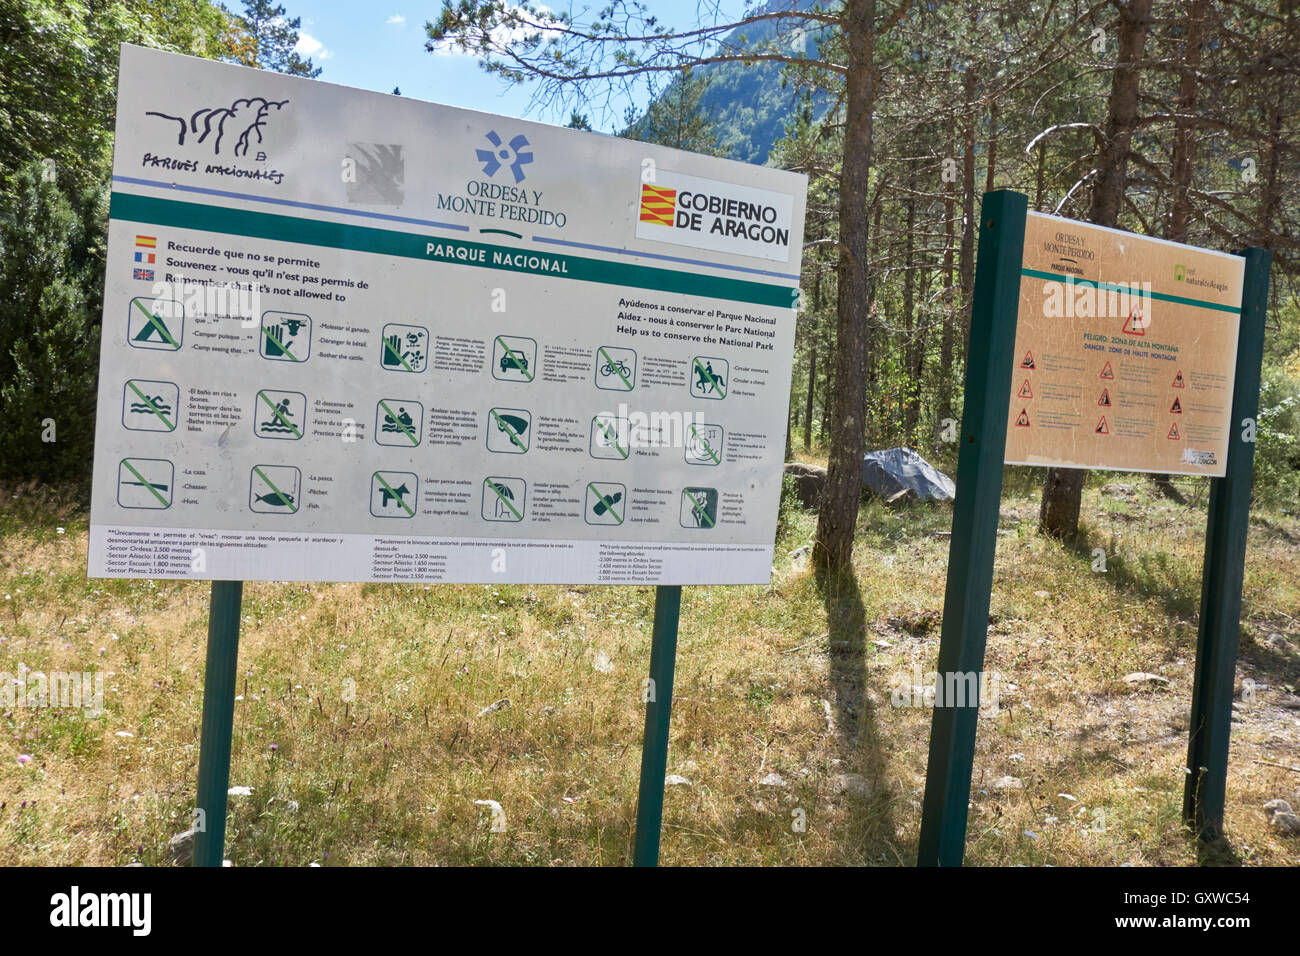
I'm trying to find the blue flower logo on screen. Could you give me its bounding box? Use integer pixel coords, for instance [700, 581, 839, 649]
[476, 130, 533, 183]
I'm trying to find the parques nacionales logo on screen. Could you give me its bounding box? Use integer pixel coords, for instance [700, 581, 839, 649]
[140, 94, 289, 185]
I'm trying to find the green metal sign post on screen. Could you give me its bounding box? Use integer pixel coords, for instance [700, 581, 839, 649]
[193, 580, 244, 867]
[633, 584, 683, 866]
[917, 190, 1027, 867]
[1183, 248, 1272, 841]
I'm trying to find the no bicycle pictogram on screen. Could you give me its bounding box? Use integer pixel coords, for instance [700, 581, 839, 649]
[595, 346, 636, 391]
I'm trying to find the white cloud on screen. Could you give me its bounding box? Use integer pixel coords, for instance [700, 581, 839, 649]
[294, 33, 332, 60]
[387, 14, 405, 25]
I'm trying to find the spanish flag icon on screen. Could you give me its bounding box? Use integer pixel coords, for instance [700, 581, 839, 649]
[135, 235, 157, 249]
[639, 184, 676, 227]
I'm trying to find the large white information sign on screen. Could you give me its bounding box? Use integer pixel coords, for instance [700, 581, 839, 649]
[88, 46, 807, 585]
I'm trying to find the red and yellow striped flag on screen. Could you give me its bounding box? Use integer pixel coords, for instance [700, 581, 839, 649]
[638, 185, 676, 227]
[135, 235, 157, 249]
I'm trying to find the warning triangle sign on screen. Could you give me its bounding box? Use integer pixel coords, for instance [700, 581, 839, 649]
[1015, 408, 1031, 428]
[1168, 422, 1181, 440]
[1021, 350, 1035, 370]
[1095, 416, 1109, 435]
[1099, 361, 1114, 380]
[1170, 396, 1182, 414]
[1018, 379, 1033, 399]
[1122, 305, 1146, 336]
[1172, 370, 1185, 388]
[1098, 388, 1111, 406]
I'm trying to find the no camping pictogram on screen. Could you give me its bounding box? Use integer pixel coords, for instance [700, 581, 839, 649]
[127, 296, 184, 351]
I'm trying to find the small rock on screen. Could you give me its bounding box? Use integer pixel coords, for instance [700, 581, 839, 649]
[787, 545, 811, 561]
[1277, 695, 1300, 710]
[1102, 482, 1136, 497]
[1263, 798, 1294, 819]
[664, 774, 692, 787]
[990, 775, 1024, 791]
[758, 772, 787, 788]
[1263, 633, 1293, 651]
[1269, 812, 1300, 835]
[477, 697, 511, 717]
[831, 773, 871, 797]
[592, 650, 615, 674]
[123, 862, 145, 867]
[1122, 672, 1169, 686]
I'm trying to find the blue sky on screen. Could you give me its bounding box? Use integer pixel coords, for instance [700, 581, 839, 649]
[290, 2, 745, 132]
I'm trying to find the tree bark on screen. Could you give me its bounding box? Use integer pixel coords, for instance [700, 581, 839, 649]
[1040, 0, 1152, 539]
[813, 0, 875, 572]
[1153, 0, 1205, 503]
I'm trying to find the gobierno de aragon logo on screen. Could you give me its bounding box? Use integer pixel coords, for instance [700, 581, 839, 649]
[635, 170, 795, 264]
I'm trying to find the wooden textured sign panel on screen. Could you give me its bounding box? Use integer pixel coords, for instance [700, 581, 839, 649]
[1005, 212, 1243, 476]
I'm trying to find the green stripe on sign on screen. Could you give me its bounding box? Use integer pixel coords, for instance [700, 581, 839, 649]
[1020, 268, 1241, 314]
[110, 192, 797, 309]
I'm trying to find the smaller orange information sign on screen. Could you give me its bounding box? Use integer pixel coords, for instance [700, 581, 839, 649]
[1004, 213, 1244, 477]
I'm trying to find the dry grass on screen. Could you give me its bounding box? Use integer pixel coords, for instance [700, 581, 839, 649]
[0, 473, 1297, 866]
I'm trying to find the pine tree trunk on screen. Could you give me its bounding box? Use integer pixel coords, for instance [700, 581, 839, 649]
[813, 0, 875, 572]
[1041, 0, 1152, 538]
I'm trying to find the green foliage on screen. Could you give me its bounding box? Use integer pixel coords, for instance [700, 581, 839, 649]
[1255, 365, 1300, 506]
[230, 0, 322, 76]
[0, 164, 103, 485]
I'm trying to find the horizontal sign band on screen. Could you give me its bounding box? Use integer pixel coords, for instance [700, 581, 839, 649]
[1020, 267, 1240, 314]
[109, 191, 796, 309]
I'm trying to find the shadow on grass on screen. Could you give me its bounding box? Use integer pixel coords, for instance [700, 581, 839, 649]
[814, 561, 899, 864]
[1064, 532, 1202, 620]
